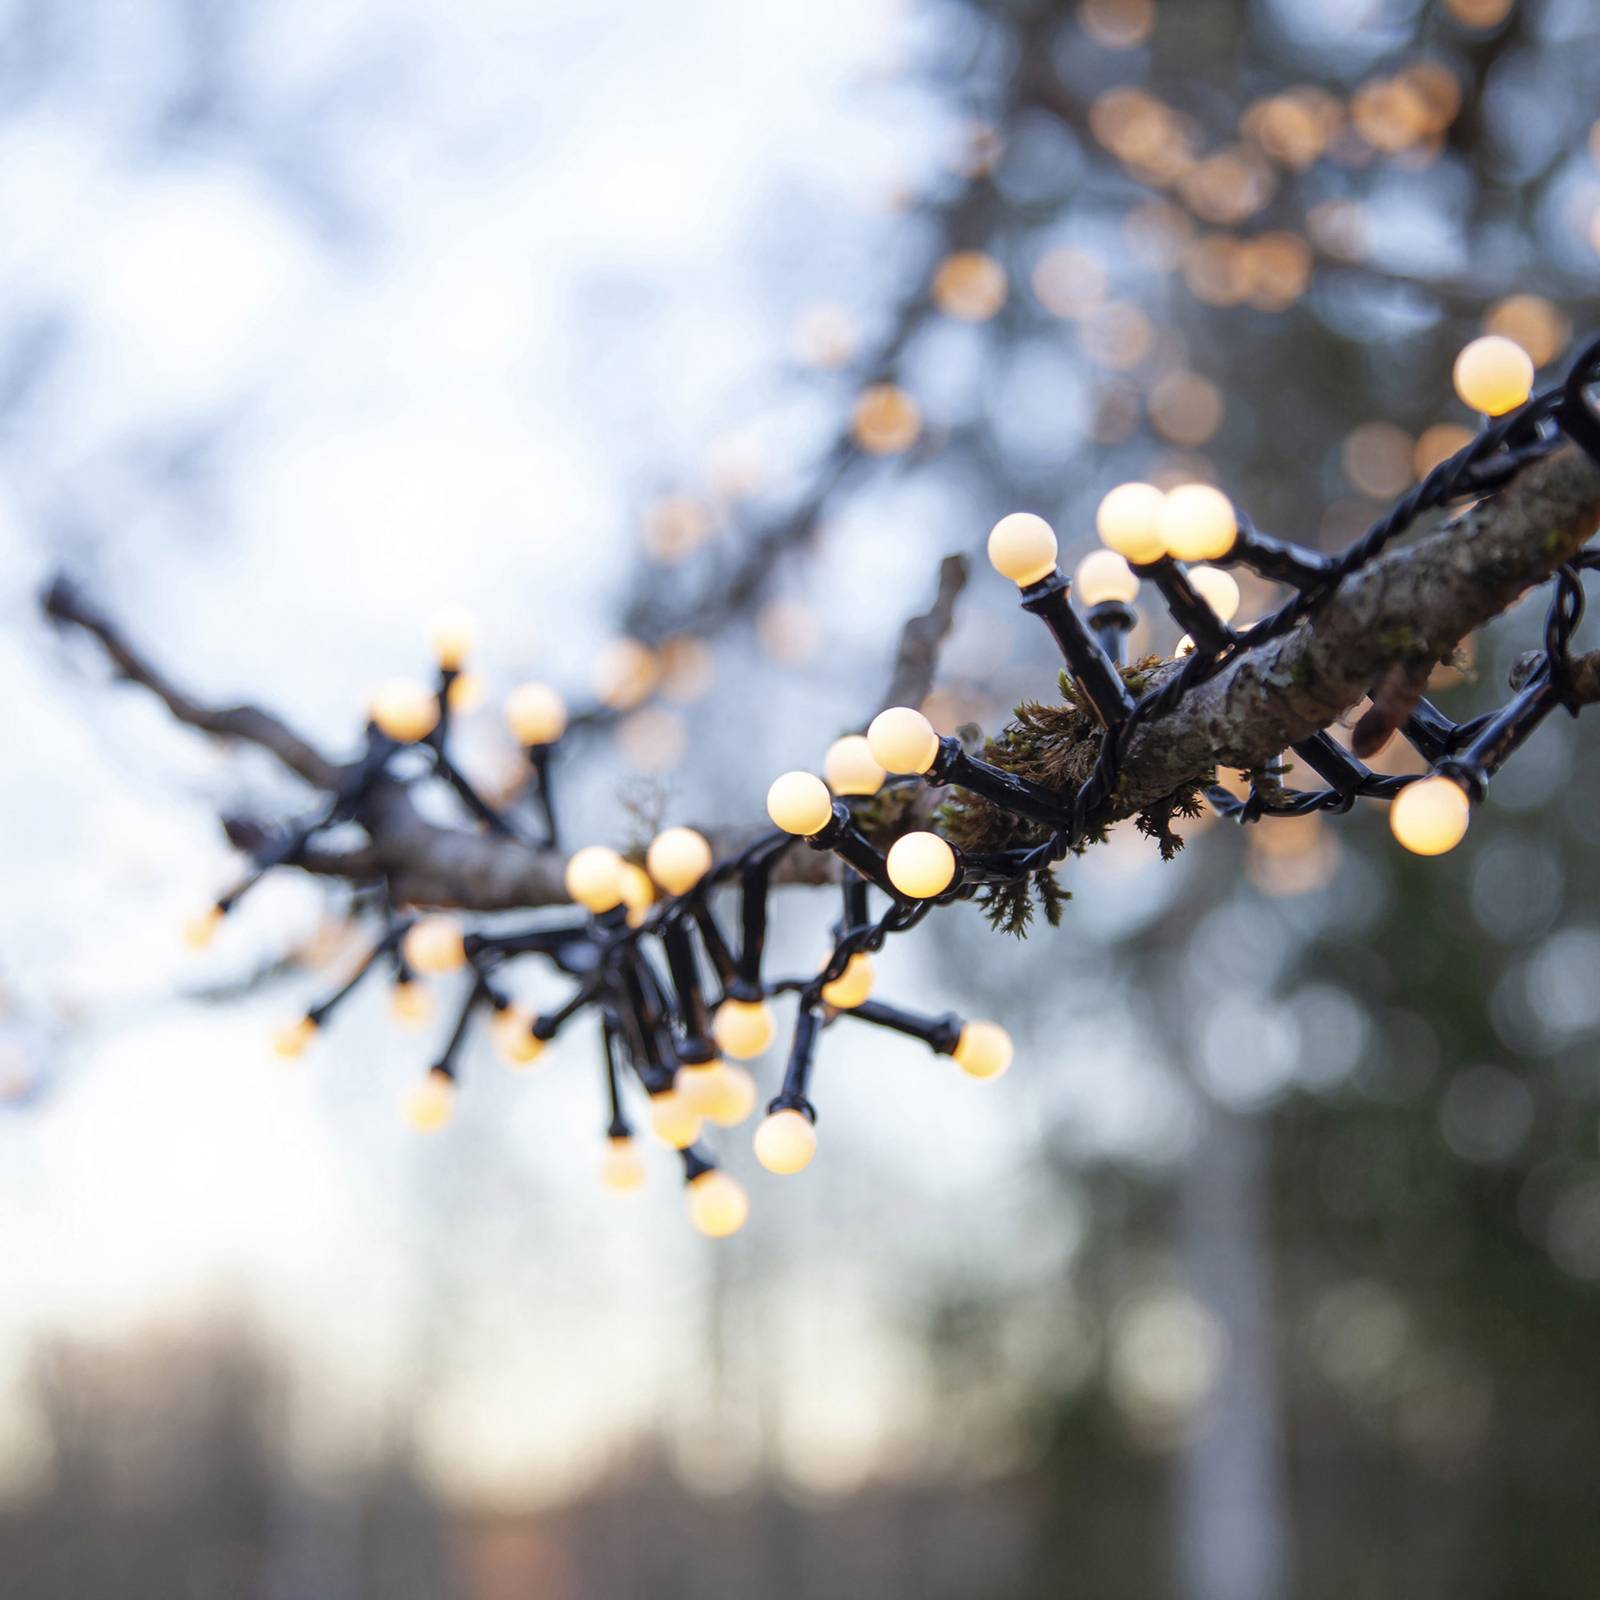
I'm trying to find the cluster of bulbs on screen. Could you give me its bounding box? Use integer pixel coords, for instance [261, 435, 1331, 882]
[194, 331, 1592, 1237]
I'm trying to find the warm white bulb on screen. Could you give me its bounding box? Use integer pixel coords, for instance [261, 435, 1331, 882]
[1187, 565, 1241, 623]
[1073, 549, 1141, 606]
[1096, 483, 1167, 565]
[619, 863, 655, 926]
[767, 771, 834, 836]
[648, 1089, 702, 1150]
[427, 606, 477, 670]
[686, 1169, 749, 1238]
[271, 1015, 318, 1059]
[867, 706, 940, 775]
[404, 915, 466, 975]
[697, 1062, 758, 1127]
[646, 826, 713, 896]
[953, 1020, 1013, 1080]
[390, 980, 432, 1029]
[1174, 634, 1195, 659]
[490, 1004, 544, 1067]
[1453, 335, 1534, 417]
[824, 734, 886, 797]
[987, 512, 1059, 587]
[369, 678, 439, 743]
[886, 831, 957, 899]
[1389, 775, 1471, 856]
[403, 1068, 456, 1132]
[599, 1135, 647, 1193]
[1159, 484, 1237, 562]
[713, 999, 776, 1059]
[505, 682, 567, 746]
[565, 845, 626, 913]
[820, 952, 874, 1010]
[754, 1108, 818, 1175]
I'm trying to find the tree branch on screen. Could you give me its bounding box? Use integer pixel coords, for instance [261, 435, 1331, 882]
[42, 574, 344, 790]
[1114, 442, 1600, 810]
[879, 553, 969, 712]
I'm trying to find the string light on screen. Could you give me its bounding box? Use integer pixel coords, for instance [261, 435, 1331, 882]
[754, 1107, 817, 1174]
[1389, 774, 1472, 856]
[427, 607, 477, 671]
[1187, 565, 1241, 623]
[1452, 335, 1535, 417]
[403, 1067, 457, 1132]
[987, 511, 1059, 587]
[685, 1167, 749, 1237]
[1096, 482, 1168, 564]
[505, 683, 567, 746]
[1073, 549, 1141, 606]
[952, 1020, 1014, 1080]
[565, 845, 627, 913]
[403, 915, 467, 975]
[820, 951, 874, 1009]
[646, 827, 713, 896]
[271, 1015, 318, 1059]
[712, 999, 777, 1060]
[599, 1134, 648, 1193]
[866, 706, 940, 775]
[886, 831, 958, 899]
[1158, 484, 1238, 561]
[766, 771, 835, 836]
[824, 735, 886, 797]
[369, 679, 439, 743]
[647, 1088, 702, 1149]
[144, 333, 1600, 1240]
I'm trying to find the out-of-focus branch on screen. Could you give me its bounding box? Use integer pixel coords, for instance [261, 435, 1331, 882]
[879, 553, 969, 711]
[42, 575, 344, 790]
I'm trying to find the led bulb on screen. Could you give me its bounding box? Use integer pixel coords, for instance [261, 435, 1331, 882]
[404, 915, 466, 975]
[369, 679, 439, 744]
[183, 905, 223, 951]
[820, 952, 874, 1010]
[953, 1020, 1013, 1080]
[646, 826, 713, 896]
[599, 1134, 647, 1194]
[685, 1168, 749, 1238]
[676, 1061, 723, 1115]
[565, 845, 626, 913]
[648, 1089, 702, 1150]
[505, 682, 567, 746]
[987, 512, 1059, 587]
[1073, 549, 1140, 606]
[404, 1067, 456, 1132]
[754, 1108, 818, 1175]
[886, 831, 957, 899]
[1096, 483, 1167, 564]
[1453, 335, 1534, 417]
[766, 771, 834, 836]
[1175, 635, 1195, 659]
[447, 671, 484, 713]
[1389, 774, 1471, 856]
[824, 734, 886, 798]
[390, 980, 433, 1029]
[694, 1062, 758, 1127]
[271, 1015, 318, 1059]
[1159, 484, 1237, 562]
[713, 999, 776, 1060]
[491, 1004, 545, 1068]
[619, 863, 655, 927]
[1187, 565, 1241, 623]
[427, 606, 477, 671]
[866, 707, 940, 776]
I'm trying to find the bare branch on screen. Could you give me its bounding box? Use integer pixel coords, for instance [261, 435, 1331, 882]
[42, 574, 344, 790]
[879, 553, 969, 713]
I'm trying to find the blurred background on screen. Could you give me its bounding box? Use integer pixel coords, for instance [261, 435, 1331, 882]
[4, 0, 1600, 1595]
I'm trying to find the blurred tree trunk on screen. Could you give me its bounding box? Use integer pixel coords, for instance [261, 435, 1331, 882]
[1176, 1101, 1288, 1600]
